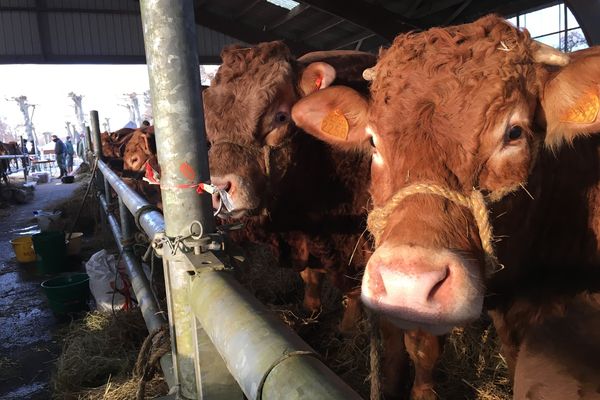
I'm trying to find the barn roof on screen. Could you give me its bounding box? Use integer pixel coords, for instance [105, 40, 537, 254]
[0, 0, 597, 64]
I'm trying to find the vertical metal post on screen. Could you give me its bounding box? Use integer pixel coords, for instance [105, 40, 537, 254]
[139, 1, 239, 399]
[90, 111, 110, 197]
[90, 111, 102, 162]
[85, 126, 92, 165]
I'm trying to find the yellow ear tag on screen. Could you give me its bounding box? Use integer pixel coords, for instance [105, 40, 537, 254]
[560, 92, 600, 124]
[320, 109, 349, 140]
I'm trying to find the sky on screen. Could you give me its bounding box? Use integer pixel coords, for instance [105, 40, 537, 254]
[0, 64, 152, 142]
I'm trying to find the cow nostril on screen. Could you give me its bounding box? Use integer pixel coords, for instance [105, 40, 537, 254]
[427, 267, 449, 302]
[223, 181, 232, 192]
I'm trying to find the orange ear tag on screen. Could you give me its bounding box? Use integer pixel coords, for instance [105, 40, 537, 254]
[320, 109, 349, 140]
[560, 92, 600, 124]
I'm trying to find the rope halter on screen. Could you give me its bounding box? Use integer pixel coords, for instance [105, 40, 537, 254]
[366, 183, 501, 276]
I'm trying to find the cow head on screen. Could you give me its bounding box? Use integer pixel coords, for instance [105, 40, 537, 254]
[203, 41, 337, 218]
[293, 15, 600, 334]
[122, 126, 157, 174]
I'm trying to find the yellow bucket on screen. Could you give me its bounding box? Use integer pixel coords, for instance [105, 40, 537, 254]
[10, 236, 36, 263]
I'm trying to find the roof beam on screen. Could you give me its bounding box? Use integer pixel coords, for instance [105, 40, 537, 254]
[234, 0, 262, 18]
[267, 3, 310, 31]
[442, 0, 473, 25]
[300, 16, 343, 40]
[332, 32, 376, 50]
[194, 6, 315, 55]
[296, 0, 421, 40]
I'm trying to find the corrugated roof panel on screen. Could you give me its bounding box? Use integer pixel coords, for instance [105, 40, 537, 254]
[271, 7, 325, 39]
[44, 11, 144, 57]
[46, 0, 138, 12]
[0, 11, 41, 55]
[0, 0, 35, 7]
[196, 25, 244, 60]
[243, 4, 285, 30]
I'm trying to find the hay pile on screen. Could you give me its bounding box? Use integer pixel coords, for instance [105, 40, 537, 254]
[237, 241, 512, 400]
[52, 310, 167, 400]
[437, 320, 511, 400]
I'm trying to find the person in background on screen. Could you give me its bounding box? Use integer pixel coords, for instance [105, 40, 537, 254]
[76, 133, 85, 160]
[20, 139, 30, 169]
[65, 136, 75, 174]
[51, 134, 67, 178]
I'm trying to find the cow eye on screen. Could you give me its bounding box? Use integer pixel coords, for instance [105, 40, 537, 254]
[506, 125, 523, 141]
[369, 136, 376, 147]
[275, 112, 289, 124]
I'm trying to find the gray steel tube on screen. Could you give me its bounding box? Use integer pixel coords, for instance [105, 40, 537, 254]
[139, 0, 215, 236]
[98, 160, 164, 240]
[90, 110, 102, 161]
[99, 195, 165, 333]
[139, 1, 218, 397]
[189, 267, 363, 400]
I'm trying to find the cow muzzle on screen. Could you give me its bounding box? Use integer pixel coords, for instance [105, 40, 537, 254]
[210, 174, 259, 219]
[362, 244, 484, 335]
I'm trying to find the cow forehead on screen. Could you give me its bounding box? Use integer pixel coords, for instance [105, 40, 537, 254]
[203, 57, 296, 142]
[370, 15, 538, 125]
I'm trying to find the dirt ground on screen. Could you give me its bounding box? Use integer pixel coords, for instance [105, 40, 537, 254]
[0, 174, 92, 399]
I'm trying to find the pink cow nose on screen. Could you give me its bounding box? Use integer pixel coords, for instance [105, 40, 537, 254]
[361, 244, 483, 334]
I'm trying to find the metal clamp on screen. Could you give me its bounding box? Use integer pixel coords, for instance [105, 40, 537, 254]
[133, 204, 162, 231]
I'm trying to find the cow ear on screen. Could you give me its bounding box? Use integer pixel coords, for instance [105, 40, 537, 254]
[299, 62, 336, 96]
[542, 51, 600, 148]
[292, 86, 369, 151]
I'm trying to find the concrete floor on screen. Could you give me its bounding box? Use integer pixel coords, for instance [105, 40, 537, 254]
[0, 176, 84, 399]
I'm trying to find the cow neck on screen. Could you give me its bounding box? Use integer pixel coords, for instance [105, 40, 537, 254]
[367, 183, 501, 276]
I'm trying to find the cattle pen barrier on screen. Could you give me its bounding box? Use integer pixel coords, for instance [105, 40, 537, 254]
[88, 1, 364, 399]
[0, 154, 29, 182]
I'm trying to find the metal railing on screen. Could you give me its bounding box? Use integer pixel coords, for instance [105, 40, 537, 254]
[0, 154, 30, 182]
[88, 1, 365, 399]
[92, 130, 362, 400]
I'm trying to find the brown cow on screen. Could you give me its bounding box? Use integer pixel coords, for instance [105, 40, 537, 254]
[100, 127, 136, 160]
[203, 41, 442, 398]
[292, 14, 600, 392]
[512, 293, 600, 400]
[122, 126, 156, 174]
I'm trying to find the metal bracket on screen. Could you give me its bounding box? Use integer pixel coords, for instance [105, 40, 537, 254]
[185, 250, 230, 273]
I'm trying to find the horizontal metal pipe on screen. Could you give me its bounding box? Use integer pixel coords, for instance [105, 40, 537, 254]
[188, 257, 362, 400]
[99, 195, 176, 390]
[0, 155, 28, 159]
[99, 195, 166, 333]
[97, 160, 164, 239]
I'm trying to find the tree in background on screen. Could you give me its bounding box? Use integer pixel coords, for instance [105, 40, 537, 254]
[68, 92, 86, 150]
[564, 30, 587, 52]
[142, 90, 152, 122]
[0, 117, 17, 143]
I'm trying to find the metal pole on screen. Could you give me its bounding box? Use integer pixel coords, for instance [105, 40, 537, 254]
[90, 111, 102, 162]
[188, 252, 363, 400]
[85, 126, 92, 161]
[90, 110, 110, 196]
[139, 2, 234, 398]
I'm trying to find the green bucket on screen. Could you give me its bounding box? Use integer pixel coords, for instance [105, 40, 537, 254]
[41, 273, 90, 315]
[32, 231, 66, 274]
